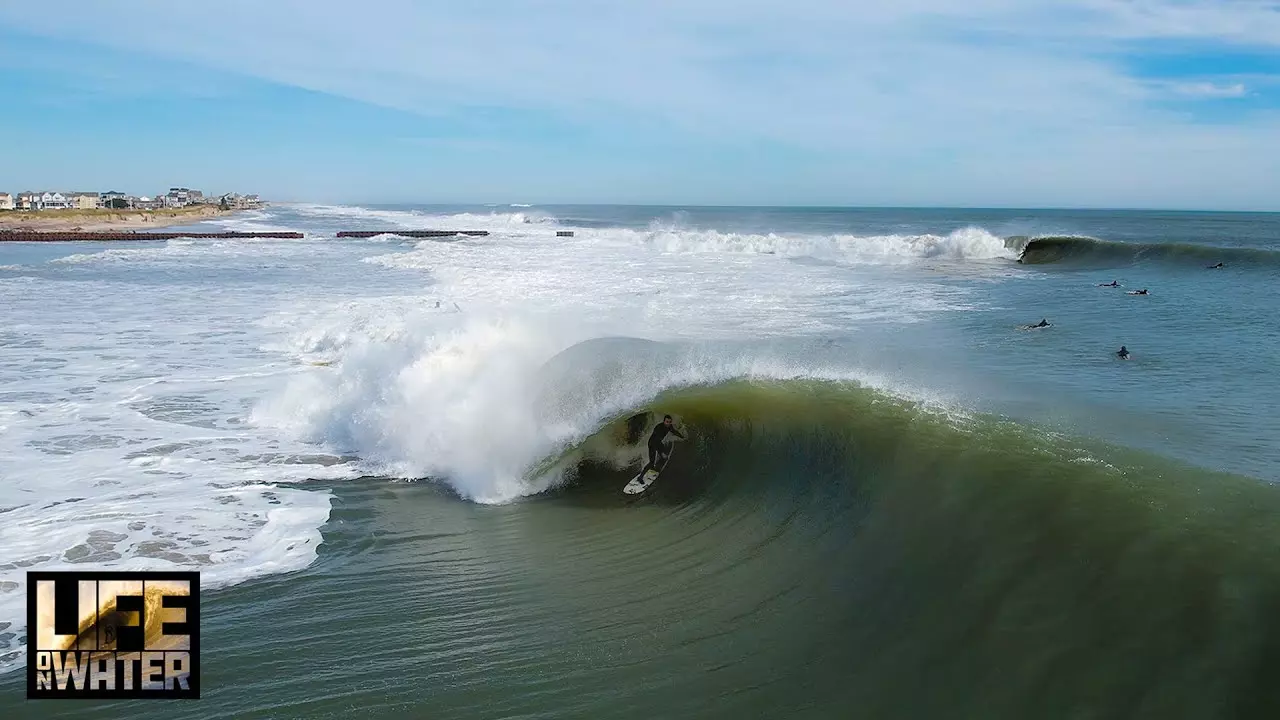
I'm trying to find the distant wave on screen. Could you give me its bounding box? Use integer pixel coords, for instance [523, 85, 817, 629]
[615, 226, 1019, 263]
[1013, 235, 1280, 268]
[290, 204, 559, 231]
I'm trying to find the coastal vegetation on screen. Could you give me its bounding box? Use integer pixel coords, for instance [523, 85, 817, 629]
[0, 204, 236, 231]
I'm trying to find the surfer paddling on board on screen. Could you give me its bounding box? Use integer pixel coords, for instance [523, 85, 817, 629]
[640, 415, 685, 477]
[1127, 288, 1149, 295]
[1098, 280, 1119, 287]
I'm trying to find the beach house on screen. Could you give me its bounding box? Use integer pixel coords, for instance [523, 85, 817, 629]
[164, 187, 201, 207]
[100, 190, 130, 209]
[17, 192, 40, 210]
[0, 193, 13, 211]
[39, 192, 69, 210]
[70, 193, 100, 210]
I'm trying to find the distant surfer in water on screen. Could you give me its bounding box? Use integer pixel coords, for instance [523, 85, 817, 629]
[641, 415, 685, 476]
[1117, 346, 1130, 360]
[1208, 262, 1224, 269]
[1127, 288, 1149, 295]
[1020, 318, 1051, 330]
[1098, 280, 1119, 287]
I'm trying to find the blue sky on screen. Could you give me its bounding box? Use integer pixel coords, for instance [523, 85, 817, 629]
[1, 1, 1279, 209]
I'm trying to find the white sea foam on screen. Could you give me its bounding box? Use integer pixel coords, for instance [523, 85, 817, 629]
[287, 204, 1015, 266]
[49, 244, 190, 264]
[44, 237, 344, 267]
[288, 203, 559, 233]
[250, 307, 962, 505]
[609, 224, 1018, 264]
[0, 243, 367, 674]
[365, 221, 985, 329]
[208, 208, 309, 235]
[286, 203, 430, 229]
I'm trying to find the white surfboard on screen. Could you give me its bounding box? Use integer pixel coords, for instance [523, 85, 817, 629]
[623, 445, 674, 495]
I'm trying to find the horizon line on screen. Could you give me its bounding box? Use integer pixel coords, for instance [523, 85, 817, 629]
[289, 201, 1280, 215]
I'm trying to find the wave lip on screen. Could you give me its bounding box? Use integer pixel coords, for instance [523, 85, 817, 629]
[1015, 235, 1280, 268]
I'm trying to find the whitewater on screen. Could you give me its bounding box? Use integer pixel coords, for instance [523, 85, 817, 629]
[2, 203, 1278, 699]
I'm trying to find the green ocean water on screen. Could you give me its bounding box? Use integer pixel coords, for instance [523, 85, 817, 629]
[6, 380, 1280, 719]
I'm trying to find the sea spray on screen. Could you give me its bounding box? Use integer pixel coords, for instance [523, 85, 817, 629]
[251, 302, 961, 503]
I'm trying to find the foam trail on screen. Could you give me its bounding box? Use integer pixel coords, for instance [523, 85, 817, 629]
[0, 232, 382, 674]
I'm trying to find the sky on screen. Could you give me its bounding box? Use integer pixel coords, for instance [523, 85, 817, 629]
[1, 0, 1279, 210]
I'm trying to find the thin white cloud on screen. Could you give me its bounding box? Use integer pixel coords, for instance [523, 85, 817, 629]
[1073, 0, 1280, 42]
[1164, 80, 1250, 98]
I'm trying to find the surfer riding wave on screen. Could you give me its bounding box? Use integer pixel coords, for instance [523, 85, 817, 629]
[641, 414, 685, 476]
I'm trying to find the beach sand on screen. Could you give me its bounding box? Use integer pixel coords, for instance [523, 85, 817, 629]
[0, 205, 237, 232]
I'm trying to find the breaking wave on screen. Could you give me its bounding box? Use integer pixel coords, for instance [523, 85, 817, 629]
[610, 225, 1019, 264]
[1015, 235, 1280, 268]
[250, 317, 955, 504]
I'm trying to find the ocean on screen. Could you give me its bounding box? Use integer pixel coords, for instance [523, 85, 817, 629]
[1, 204, 1278, 718]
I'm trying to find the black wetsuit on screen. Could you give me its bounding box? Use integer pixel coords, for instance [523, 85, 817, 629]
[643, 423, 685, 474]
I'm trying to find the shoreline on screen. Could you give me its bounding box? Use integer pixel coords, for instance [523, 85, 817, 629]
[0, 205, 243, 232]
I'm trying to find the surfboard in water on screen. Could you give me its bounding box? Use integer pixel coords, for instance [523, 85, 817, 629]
[623, 445, 674, 495]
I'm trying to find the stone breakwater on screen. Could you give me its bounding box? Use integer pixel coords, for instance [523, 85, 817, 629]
[0, 231, 304, 242]
[335, 230, 491, 238]
[335, 230, 575, 238]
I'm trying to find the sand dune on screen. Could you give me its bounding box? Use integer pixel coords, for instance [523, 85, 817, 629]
[0, 205, 236, 232]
